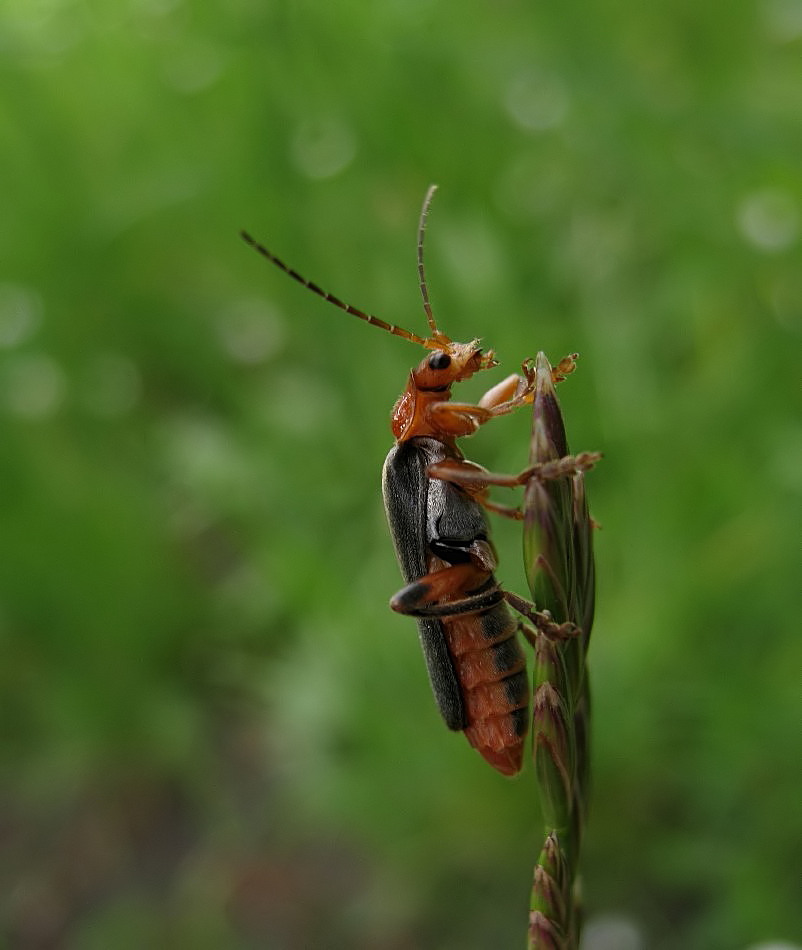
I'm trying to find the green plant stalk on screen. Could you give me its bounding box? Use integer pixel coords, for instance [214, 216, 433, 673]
[524, 353, 599, 950]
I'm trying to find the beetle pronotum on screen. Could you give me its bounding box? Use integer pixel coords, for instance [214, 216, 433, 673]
[242, 186, 593, 775]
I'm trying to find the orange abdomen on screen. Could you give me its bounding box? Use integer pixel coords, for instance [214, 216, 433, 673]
[442, 606, 529, 776]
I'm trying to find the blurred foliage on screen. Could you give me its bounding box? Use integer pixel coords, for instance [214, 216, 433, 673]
[1, 0, 800, 947]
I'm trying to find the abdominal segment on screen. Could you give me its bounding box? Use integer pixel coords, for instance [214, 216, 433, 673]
[442, 607, 529, 776]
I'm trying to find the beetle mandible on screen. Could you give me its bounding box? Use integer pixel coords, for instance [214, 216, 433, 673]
[241, 186, 584, 775]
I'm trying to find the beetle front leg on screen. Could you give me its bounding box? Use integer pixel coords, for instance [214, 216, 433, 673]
[479, 353, 579, 419]
[478, 372, 533, 411]
[425, 401, 491, 438]
[425, 352, 580, 435]
[479, 367, 537, 418]
[426, 364, 541, 435]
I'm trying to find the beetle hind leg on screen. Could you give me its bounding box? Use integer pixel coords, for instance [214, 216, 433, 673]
[390, 563, 503, 617]
[503, 590, 582, 641]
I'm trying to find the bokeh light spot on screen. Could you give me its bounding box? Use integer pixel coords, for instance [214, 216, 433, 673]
[736, 188, 798, 251]
[762, 0, 802, 41]
[217, 298, 285, 365]
[581, 914, 644, 950]
[503, 70, 569, 132]
[162, 39, 225, 94]
[290, 115, 356, 180]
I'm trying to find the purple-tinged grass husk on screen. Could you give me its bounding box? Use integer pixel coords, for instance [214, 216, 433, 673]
[524, 352, 599, 950]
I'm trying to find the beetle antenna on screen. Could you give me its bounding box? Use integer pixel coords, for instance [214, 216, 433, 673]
[240, 230, 431, 347]
[417, 184, 444, 340]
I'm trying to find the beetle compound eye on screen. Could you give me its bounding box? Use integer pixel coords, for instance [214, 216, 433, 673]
[429, 351, 451, 371]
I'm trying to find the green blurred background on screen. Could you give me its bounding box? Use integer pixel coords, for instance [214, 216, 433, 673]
[2, 1, 800, 948]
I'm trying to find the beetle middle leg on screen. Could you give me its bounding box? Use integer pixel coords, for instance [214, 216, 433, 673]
[427, 452, 602, 520]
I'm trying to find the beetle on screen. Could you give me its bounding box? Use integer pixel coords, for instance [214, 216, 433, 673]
[241, 186, 586, 775]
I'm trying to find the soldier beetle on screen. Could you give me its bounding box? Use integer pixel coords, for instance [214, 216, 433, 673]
[241, 186, 594, 775]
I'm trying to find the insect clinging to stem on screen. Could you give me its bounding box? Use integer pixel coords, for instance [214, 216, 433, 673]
[241, 185, 596, 775]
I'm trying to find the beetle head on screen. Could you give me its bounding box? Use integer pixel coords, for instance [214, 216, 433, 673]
[412, 340, 497, 391]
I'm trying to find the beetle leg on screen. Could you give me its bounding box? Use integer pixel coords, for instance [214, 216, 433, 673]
[429, 458, 525, 489]
[518, 621, 539, 651]
[480, 498, 525, 520]
[423, 459, 523, 520]
[390, 561, 500, 616]
[427, 453, 600, 522]
[551, 352, 578, 383]
[426, 458, 524, 519]
[425, 351, 581, 434]
[428, 453, 601, 491]
[480, 359, 540, 416]
[426, 401, 491, 437]
[522, 451, 602, 482]
[482, 385, 535, 418]
[478, 373, 529, 410]
[393, 585, 505, 618]
[426, 384, 534, 436]
[503, 590, 581, 641]
[479, 353, 580, 419]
